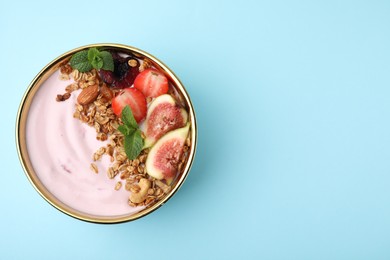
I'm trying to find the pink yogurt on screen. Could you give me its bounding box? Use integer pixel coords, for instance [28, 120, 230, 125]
[26, 70, 143, 216]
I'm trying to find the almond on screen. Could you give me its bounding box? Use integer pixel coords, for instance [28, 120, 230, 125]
[100, 84, 113, 102]
[77, 84, 99, 105]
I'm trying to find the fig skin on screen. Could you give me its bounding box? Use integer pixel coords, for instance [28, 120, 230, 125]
[145, 123, 190, 183]
[142, 94, 188, 148]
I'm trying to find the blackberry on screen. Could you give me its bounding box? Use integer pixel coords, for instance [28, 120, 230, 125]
[114, 61, 129, 79]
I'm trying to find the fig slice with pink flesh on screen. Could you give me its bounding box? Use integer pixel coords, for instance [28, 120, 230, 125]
[145, 123, 190, 184]
[141, 94, 188, 148]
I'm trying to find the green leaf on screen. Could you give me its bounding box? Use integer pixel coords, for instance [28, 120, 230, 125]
[99, 51, 114, 71]
[117, 124, 135, 136]
[121, 106, 138, 129]
[69, 50, 93, 72]
[87, 48, 100, 62]
[124, 130, 144, 160]
[119, 106, 144, 161]
[91, 55, 103, 70]
[117, 125, 129, 135]
[87, 48, 104, 70]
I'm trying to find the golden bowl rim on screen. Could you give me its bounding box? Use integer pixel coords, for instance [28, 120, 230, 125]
[15, 43, 197, 224]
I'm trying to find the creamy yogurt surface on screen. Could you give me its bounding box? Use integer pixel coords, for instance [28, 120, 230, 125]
[26, 70, 143, 216]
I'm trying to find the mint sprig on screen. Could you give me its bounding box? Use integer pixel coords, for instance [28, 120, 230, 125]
[69, 48, 114, 72]
[99, 51, 114, 71]
[124, 130, 144, 160]
[117, 106, 144, 160]
[69, 50, 92, 72]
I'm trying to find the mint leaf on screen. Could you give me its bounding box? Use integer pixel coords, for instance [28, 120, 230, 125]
[99, 51, 114, 71]
[118, 124, 135, 136]
[91, 55, 104, 70]
[69, 50, 93, 72]
[70, 48, 114, 72]
[87, 48, 100, 62]
[87, 48, 104, 70]
[121, 106, 138, 129]
[124, 130, 144, 160]
[118, 106, 144, 160]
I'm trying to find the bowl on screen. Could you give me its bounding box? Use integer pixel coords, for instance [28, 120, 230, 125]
[16, 43, 197, 223]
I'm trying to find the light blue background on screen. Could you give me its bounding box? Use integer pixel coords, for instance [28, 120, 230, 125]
[1, 0, 390, 259]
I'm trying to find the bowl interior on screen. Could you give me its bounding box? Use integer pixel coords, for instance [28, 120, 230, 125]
[16, 44, 197, 223]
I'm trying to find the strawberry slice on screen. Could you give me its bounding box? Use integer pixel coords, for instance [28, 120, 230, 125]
[134, 69, 169, 98]
[112, 88, 147, 123]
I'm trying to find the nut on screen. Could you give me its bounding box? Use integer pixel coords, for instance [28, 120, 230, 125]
[100, 84, 113, 102]
[129, 178, 151, 203]
[77, 84, 99, 105]
[130, 184, 141, 193]
[128, 59, 139, 67]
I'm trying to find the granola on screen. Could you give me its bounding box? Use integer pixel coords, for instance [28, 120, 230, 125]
[56, 49, 191, 209]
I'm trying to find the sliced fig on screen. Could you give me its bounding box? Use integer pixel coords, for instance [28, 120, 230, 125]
[142, 94, 188, 148]
[146, 123, 190, 184]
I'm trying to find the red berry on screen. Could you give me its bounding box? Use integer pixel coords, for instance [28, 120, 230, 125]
[111, 88, 147, 123]
[134, 69, 169, 98]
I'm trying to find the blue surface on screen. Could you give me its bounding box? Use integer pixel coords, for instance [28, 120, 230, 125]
[1, 0, 390, 259]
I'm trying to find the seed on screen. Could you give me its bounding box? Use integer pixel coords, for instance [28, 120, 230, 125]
[93, 153, 100, 161]
[96, 147, 106, 156]
[94, 122, 101, 132]
[107, 167, 115, 179]
[114, 182, 122, 191]
[90, 163, 98, 174]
